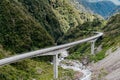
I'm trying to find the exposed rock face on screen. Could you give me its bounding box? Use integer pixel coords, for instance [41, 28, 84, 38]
[74, 71, 84, 80]
[92, 47, 120, 80]
[81, 56, 90, 66]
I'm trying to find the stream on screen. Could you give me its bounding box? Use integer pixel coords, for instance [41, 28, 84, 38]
[58, 51, 92, 80]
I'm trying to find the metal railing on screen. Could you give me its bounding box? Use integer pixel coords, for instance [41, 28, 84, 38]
[0, 32, 103, 79]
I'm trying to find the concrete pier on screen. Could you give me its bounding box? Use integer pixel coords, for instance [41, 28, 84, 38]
[53, 54, 58, 79]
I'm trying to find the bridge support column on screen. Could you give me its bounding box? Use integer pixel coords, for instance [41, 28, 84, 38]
[91, 40, 96, 54]
[53, 54, 58, 79]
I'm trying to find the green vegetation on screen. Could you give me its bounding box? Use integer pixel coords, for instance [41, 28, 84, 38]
[0, 0, 54, 53]
[18, 0, 63, 41]
[0, 0, 77, 79]
[67, 43, 106, 62]
[102, 14, 120, 48]
[0, 60, 74, 80]
[57, 19, 105, 44]
[0, 46, 74, 80]
[0, 0, 120, 79]
[17, 0, 98, 41]
[63, 14, 120, 62]
[50, 0, 97, 33]
[0, 0, 96, 79]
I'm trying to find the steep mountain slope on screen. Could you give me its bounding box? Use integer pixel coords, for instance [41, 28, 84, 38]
[0, 0, 100, 56]
[92, 48, 120, 80]
[102, 14, 120, 47]
[58, 13, 120, 63]
[92, 15, 120, 79]
[0, 0, 98, 80]
[0, 0, 98, 54]
[18, 0, 97, 41]
[69, 0, 92, 13]
[0, 0, 54, 53]
[113, 6, 120, 13]
[77, 0, 118, 18]
[1, 0, 119, 80]
[108, 6, 120, 17]
[18, 0, 63, 40]
[91, 13, 120, 80]
[0, 1, 56, 79]
[50, 0, 98, 32]
[57, 13, 120, 80]
[57, 19, 105, 44]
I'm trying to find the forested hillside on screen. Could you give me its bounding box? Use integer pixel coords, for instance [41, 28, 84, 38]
[0, 0, 55, 79]
[18, 0, 63, 40]
[57, 19, 105, 44]
[0, 0, 120, 80]
[18, 0, 98, 41]
[0, 0, 55, 53]
[92, 14, 120, 80]
[58, 13, 120, 63]
[0, 0, 99, 54]
[103, 14, 120, 47]
[0, 0, 99, 80]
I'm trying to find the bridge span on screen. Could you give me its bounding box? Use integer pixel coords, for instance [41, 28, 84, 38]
[0, 32, 103, 79]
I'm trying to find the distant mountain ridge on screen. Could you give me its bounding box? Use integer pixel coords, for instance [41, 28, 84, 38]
[109, 6, 120, 17]
[76, 0, 120, 18]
